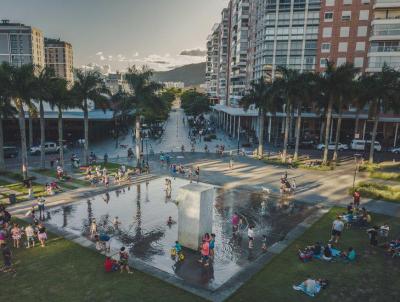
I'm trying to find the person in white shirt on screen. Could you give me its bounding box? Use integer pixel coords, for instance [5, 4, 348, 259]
[330, 216, 345, 243]
[25, 224, 35, 248]
[248, 226, 255, 249]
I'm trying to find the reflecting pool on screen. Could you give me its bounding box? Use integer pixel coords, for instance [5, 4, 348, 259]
[45, 177, 315, 289]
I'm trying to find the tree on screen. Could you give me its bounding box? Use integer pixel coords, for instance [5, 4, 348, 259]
[180, 89, 210, 116]
[48, 78, 75, 167]
[293, 72, 320, 161]
[0, 65, 17, 170]
[332, 64, 358, 162]
[240, 76, 277, 158]
[72, 70, 109, 165]
[358, 65, 400, 163]
[274, 67, 303, 163]
[1, 63, 36, 179]
[124, 66, 163, 167]
[33, 67, 55, 169]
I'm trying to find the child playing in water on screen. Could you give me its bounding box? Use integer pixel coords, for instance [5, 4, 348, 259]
[262, 235, 268, 252]
[90, 219, 97, 239]
[209, 233, 216, 258]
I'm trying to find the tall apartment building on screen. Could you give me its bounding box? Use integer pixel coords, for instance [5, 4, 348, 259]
[367, 0, 400, 71]
[206, 23, 220, 103]
[44, 38, 74, 83]
[0, 20, 45, 69]
[218, 8, 230, 105]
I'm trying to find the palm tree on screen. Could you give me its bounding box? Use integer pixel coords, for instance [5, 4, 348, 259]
[274, 67, 303, 163]
[124, 66, 163, 167]
[111, 89, 132, 148]
[240, 76, 276, 158]
[72, 70, 109, 165]
[48, 78, 75, 167]
[332, 64, 358, 162]
[33, 67, 55, 169]
[358, 65, 400, 163]
[1, 63, 36, 179]
[293, 72, 320, 161]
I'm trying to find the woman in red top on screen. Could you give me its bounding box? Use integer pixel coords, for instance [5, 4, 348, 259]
[198, 240, 210, 267]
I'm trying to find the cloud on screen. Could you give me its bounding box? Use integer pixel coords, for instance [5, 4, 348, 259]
[180, 48, 207, 57]
[96, 51, 103, 56]
[80, 63, 112, 75]
[100, 55, 106, 61]
[108, 55, 113, 61]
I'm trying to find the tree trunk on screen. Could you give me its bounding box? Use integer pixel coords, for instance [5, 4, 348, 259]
[293, 105, 302, 161]
[17, 100, 28, 180]
[369, 115, 379, 164]
[39, 100, 45, 169]
[0, 115, 5, 170]
[282, 102, 290, 163]
[28, 111, 33, 148]
[83, 100, 89, 166]
[135, 114, 141, 167]
[258, 109, 264, 158]
[322, 99, 333, 165]
[354, 109, 360, 138]
[58, 107, 64, 168]
[332, 109, 343, 162]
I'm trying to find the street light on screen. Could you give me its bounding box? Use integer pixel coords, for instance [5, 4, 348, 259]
[353, 153, 363, 189]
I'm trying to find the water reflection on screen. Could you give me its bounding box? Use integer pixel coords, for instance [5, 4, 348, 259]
[45, 178, 314, 289]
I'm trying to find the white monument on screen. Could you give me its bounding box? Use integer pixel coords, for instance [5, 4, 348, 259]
[176, 183, 214, 250]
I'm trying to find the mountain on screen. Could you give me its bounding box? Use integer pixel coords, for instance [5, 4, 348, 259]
[153, 62, 206, 86]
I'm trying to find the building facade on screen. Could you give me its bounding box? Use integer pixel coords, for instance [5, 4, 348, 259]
[0, 20, 45, 69]
[206, 23, 221, 103]
[44, 38, 74, 83]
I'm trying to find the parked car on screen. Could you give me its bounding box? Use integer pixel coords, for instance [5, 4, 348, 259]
[29, 142, 65, 155]
[316, 142, 349, 151]
[350, 139, 382, 152]
[389, 146, 400, 154]
[3, 146, 18, 158]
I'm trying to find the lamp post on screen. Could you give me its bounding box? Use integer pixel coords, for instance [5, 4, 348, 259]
[353, 153, 362, 189]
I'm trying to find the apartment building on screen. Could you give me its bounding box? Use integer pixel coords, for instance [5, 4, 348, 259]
[206, 23, 220, 103]
[0, 20, 45, 69]
[44, 38, 74, 83]
[218, 8, 230, 105]
[367, 0, 400, 71]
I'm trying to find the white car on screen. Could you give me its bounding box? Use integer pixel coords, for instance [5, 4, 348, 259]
[29, 142, 65, 155]
[390, 147, 400, 154]
[316, 143, 349, 151]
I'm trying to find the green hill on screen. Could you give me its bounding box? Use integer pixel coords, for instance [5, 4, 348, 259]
[153, 62, 206, 86]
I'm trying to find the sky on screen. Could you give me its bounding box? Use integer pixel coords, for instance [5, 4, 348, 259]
[1, 0, 229, 72]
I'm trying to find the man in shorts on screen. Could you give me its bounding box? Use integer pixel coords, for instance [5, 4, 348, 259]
[25, 224, 35, 248]
[330, 216, 344, 243]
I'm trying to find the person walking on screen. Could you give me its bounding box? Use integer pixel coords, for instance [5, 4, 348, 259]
[330, 216, 344, 244]
[119, 246, 133, 274]
[353, 190, 361, 208]
[195, 166, 200, 183]
[38, 197, 45, 220]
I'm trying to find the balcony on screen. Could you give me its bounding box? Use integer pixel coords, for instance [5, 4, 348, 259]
[374, 0, 400, 9]
[370, 23, 400, 41]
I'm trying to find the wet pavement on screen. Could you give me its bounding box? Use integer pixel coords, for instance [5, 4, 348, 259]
[43, 177, 315, 290]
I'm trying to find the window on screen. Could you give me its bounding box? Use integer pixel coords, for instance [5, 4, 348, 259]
[323, 27, 332, 37]
[321, 43, 331, 52]
[359, 10, 369, 21]
[356, 42, 365, 51]
[358, 26, 368, 37]
[337, 57, 346, 66]
[338, 42, 348, 52]
[342, 11, 351, 21]
[326, 0, 335, 5]
[340, 27, 350, 37]
[361, 0, 369, 3]
[343, 0, 352, 4]
[320, 58, 328, 67]
[354, 57, 364, 68]
[325, 12, 333, 21]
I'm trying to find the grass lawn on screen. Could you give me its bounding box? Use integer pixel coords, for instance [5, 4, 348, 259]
[0, 182, 46, 205]
[263, 157, 334, 171]
[34, 168, 89, 188]
[350, 182, 400, 203]
[0, 218, 203, 302]
[230, 207, 400, 302]
[360, 162, 400, 182]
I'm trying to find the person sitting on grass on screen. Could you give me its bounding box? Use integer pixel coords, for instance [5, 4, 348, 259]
[293, 277, 328, 297]
[341, 247, 356, 261]
[322, 245, 333, 261]
[298, 247, 314, 262]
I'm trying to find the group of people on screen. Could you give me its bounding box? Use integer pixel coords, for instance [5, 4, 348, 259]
[104, 246, 132, 274]
[198, 233, 216, 267]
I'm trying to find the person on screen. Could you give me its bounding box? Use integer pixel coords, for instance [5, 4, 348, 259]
[11, 223, 22, 248]
[195, 166, 200, 183]
[188, 167, 193, 183]
[113, 216, 121, 229]
[104, 257, 115, 272]
[322, 245, 332, 261]
[341, 247, 356, 261]
[293, 277, 319, 297]
[379, 223, 390, 239]
[229, 156, 234, 169]
[103, 174, 109, 187]
[330, 216, 344, 243]
[209, 233, 216, 258]
[119, 247, 132, 274]
[25, 224, 35, 248]
[167, 216, 176, 225]
[37, 197, 45, 219]
[37, 223, 47, 247]
[262, 235, 268, 252]
[310, 242, 322, 256]
[232, 212, 240, 232]
[198, 239, 210, 267]
[367, 226, 379, 246]
[248, 226, 255, 241]
[353, 190, 361, 208]
[90, 219, 97, 239]
[103, 153, 108, 164]
[1, 243, 13, 272]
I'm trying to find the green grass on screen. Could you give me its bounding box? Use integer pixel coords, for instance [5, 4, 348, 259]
[0, 218, 203, 302]
[0, 170, 24, 181]
[298, 163, 334, 171]
[33, 168, 89, 188]
[230, 207, 400, 302]
[350, 182, 400, 203]
[263, 158, 334, 171]
[360, 162, 400, 182]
